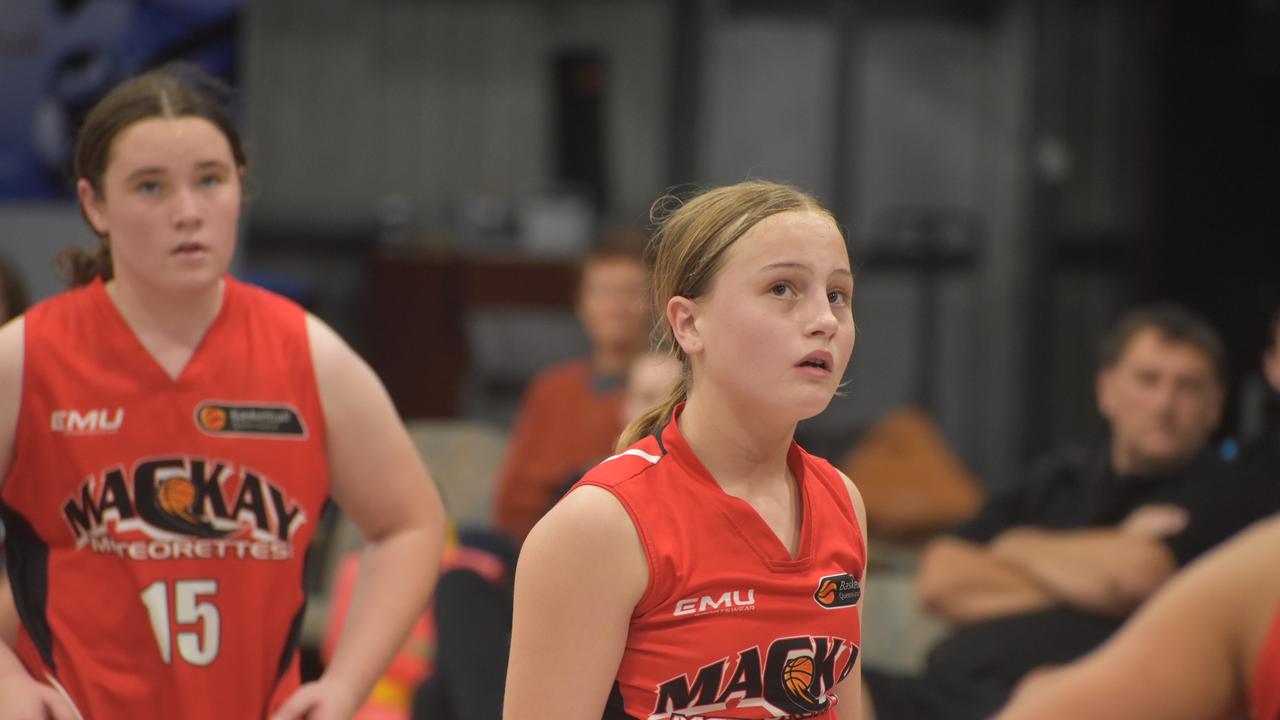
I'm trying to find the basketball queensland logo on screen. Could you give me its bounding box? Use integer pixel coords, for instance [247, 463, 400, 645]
[61, 456, 307, 562]
[650, 635, 858, 719]
[813, 572, 860, 610]
[195, 401, 306, 438]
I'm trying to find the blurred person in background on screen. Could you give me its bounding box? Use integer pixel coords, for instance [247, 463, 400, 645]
[996, 512, 1280, 720]
[618, 351, 683, 433]
[863, 303, 1230, 720]
[490, 230, 650, 542]
[1136, 303, 1280, 598]
[408, 351, 682, 720]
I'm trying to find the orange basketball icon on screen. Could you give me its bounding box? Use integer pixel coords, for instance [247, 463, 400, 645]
[199, 406, 227, 432]
[158, 476, 199, 522]
[783, 655, 816, 702]
[816, 578, 839, 605]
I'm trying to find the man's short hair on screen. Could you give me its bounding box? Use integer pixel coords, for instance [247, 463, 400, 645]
[577, 226, 650, 297]
[584, 226, 649, 268]
[1099, 302, 1227, 386]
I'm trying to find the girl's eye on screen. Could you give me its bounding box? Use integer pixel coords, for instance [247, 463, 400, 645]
[828, 289, 850, 305]
[770, 283, 793, 298]
[137, 181, 160, 195]
[199, 174, 222, 188]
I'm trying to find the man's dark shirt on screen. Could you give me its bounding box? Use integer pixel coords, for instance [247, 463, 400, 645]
[1170, 424, 1280, 564]
[932, 446, 1225, 684]
[864, 445, 1227, 720]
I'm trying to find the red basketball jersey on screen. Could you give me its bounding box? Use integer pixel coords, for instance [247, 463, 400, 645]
[1254, 597, 1280, 720]
[1, 276, 330, 719]
[577, 405, 865, 720]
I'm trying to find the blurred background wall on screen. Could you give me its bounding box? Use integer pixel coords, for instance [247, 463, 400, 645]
[2, 0, 1277, 494]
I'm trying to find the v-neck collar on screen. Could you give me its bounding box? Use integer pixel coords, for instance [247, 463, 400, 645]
[89, 275, 235, 387]
[660, 404, 815, 571]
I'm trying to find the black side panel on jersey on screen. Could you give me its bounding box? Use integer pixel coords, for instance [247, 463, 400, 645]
[0, 503, 55, 670]
[276, 599, 305, 681]
[275, 543, 312, 676]
[601, 680, 640, 719]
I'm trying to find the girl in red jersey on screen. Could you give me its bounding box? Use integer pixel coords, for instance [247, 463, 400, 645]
[996, 513, 1280, 720]
[0, 67, 446, 720]
[504, 181, 868, 719]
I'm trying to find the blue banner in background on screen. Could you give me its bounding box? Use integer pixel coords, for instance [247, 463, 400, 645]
[0, 0, 243, 199]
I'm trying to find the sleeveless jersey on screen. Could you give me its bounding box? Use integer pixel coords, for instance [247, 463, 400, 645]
[578, 405, 865, 720]
[1254, 596, 1280, 720]
[1, 276, 330, 719]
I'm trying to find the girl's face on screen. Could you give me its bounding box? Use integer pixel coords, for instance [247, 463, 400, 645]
[78, 116, 242, 296]
[674, 210, 855, 422]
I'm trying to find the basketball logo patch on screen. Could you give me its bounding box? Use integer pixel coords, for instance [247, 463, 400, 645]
[195, 402, 307, 438]
[813, 572, 860, 609]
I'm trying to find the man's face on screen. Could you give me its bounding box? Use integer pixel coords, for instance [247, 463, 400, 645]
[577, 257, 649, 353]
[1098, 327, 1224, 474]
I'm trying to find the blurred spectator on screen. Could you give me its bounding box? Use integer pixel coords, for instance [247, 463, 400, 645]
[618, 351, 682, 435]
[863, 303, 1231, 720]
[490, 230, 650, 541]
[411, 351, 681, 720]
[323, 350, 680, 720]
[996, 512, 1280, 720]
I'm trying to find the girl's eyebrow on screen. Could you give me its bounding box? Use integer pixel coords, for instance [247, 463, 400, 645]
[759, 261, 809, 274]
[124, 166, 167, 182]
[758, 261, 853, 278]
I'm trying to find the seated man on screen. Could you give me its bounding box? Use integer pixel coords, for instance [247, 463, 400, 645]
[996, 512, 1280, 720]
[490, 232, 650, 542]
[863, 303, 1231, 720]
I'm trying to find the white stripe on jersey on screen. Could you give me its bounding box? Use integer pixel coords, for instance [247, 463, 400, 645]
[603, 448, 661, 465]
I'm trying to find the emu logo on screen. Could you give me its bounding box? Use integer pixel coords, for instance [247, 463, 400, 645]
[51, 408, 125, 435]
[673, 589, 756, 617]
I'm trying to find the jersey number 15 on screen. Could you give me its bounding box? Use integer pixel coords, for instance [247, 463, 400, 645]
[139, 579, 221, 666]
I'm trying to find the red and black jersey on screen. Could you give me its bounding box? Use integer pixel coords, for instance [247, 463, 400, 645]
[1, 276, 330, 719]
[1255, 597, 1280, 720]
[577, 404, 865, 720]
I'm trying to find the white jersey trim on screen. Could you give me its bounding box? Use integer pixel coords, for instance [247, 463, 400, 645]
[603, 448, 661, 465]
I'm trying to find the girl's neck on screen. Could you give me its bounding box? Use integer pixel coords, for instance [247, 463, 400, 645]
[105, 273, 226, 349]
[678, 387, 795, 491]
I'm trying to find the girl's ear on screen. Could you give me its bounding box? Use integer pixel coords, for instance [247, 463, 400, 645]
[667, 295, 703, 357]
[77, 179, 109, 237]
